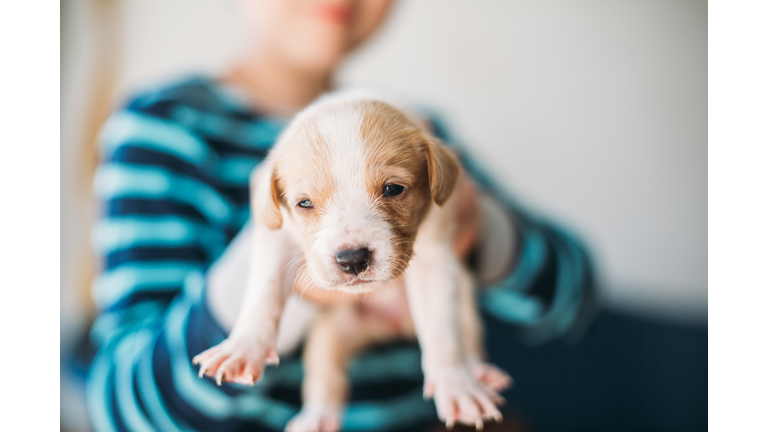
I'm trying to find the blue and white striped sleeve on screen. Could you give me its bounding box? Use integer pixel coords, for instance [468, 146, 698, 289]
[86, 98, 236, 432]
[91, 103, 230, 328]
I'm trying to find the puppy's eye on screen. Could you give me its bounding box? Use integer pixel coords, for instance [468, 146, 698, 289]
[297, 199, 314, 208]
[383, 184, 405, 197]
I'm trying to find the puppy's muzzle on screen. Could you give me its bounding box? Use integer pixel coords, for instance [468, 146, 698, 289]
[335, 248, 370, 276]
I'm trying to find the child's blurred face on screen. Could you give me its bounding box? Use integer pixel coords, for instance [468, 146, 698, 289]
[240, 0, 394, 72]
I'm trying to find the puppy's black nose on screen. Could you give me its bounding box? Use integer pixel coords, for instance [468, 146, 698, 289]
[336, 248, 370, 275]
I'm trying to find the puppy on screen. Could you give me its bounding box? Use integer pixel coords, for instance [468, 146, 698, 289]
[193, 94, 512, 431]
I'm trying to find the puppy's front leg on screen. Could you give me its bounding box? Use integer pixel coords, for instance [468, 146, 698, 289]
[406, 240, 504, 429]
[458, 265, 513, 394]
[193, 223, 294, 385]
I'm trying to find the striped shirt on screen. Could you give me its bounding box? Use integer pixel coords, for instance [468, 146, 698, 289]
[87, 76, 598, 432]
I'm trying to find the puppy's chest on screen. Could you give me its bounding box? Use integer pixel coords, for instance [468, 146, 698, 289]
[355, 279, 411, 327]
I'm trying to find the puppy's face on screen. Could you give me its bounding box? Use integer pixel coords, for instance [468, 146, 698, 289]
[254, 99, 459, 293]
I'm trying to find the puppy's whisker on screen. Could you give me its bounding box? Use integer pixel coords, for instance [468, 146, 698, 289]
[283, 251, 305, 272]
[294, 263, 311, 298]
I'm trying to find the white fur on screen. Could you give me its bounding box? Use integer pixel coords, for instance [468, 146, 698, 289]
[307, 107, 396, 291]
[195, 95, 511, 431]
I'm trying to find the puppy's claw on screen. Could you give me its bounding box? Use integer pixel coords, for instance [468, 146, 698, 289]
[494, 413, 503, 423]
[423, 388, 433, 400]
[423, 382, 435, 400]
[265, 348, 280, 366]
[446, 420, 454, 430]
[476, 420, 484, 431]
[198, 367, 206, 379]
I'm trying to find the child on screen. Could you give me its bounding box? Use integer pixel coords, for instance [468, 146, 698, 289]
[87, 1, 596, 430]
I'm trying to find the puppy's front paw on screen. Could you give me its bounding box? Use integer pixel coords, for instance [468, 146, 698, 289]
[425, 366, 505, 430]
[192, 337, 279, 386]
[469, 361, 513, 393]
[285, 404, 341, 432]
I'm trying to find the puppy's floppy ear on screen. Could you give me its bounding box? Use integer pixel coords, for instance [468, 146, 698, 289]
[420, 136, 461, 206]
[251, 160, 283, 230]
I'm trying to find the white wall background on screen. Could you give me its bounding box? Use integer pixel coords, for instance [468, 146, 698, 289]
[63, 0, 707, 332]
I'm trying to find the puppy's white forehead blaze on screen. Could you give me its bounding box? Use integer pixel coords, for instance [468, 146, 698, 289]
[316, 105, 369, 209]
[311, 106, 395, 284]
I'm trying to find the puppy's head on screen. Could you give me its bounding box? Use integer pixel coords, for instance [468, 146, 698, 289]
[254, 98, 460, 293]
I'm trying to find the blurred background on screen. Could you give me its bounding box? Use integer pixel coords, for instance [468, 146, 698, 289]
[61, 0, 706, 431]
